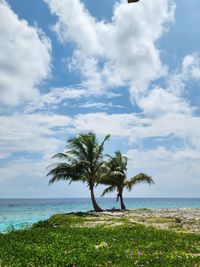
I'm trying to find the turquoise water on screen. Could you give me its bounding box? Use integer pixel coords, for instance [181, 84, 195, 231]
[0, 198, 200, 233]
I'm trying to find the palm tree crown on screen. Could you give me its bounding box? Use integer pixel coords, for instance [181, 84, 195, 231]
[47, 132, 110, 212]
[101, 151, 154, 210]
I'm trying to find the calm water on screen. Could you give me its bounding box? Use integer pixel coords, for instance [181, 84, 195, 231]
[0, 198, 200, 233]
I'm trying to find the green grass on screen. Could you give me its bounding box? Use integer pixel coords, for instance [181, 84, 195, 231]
[145, 216, 177, 223]
[0, 214, 199, 267]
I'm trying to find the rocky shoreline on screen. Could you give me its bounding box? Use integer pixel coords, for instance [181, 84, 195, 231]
[68, 208, 200, 234]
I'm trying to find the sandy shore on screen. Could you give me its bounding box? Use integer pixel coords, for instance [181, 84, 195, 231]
[75, 208, 200, 234]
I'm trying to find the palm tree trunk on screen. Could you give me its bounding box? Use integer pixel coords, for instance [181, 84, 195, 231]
[119, 193, 126, 210]
[90, 186, 103, 212]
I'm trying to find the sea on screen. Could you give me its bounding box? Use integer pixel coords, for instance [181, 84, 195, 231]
[0, 198, 200, 233]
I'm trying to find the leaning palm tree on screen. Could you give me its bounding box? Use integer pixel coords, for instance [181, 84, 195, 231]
[100, 151, 154, 210]
[47, 132, 110, 212]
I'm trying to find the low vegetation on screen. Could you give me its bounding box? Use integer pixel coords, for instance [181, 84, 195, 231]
[0, 213, 199, 266]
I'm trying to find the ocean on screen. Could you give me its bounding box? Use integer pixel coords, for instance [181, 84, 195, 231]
[0, 198, 200, 233]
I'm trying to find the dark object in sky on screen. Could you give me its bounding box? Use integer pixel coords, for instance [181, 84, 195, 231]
[128, 0, 139, 3]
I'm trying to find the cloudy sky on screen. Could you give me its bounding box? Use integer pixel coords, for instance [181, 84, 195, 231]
[0, 0, 200, 198]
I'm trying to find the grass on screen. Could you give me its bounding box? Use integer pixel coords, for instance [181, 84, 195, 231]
[145, 216, 177, 223]
[0, 214, 199, 266]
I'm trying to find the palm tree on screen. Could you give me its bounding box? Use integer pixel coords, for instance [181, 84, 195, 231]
[47, 132, 110, 212]
[100, 151, 154, 210]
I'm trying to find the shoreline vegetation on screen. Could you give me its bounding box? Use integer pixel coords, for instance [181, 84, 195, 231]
[0, 208, 199, 266]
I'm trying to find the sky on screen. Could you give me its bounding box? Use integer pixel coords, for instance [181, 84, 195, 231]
[0, 0, 200, 198]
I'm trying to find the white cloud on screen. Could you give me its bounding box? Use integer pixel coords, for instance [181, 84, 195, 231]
[45, 0, 175, 97]
[0, 111, 147, 160]
[167, 53, 200, 96]
[182, 53, 200, 80]
[25, 87, 87, 113]
[70, 112, 200, 151]
[138, 87, 192, 116]
[1, 108, 200, 162]
[136, 52, 200, 117]
[0, 113, 71, 159]
[129, 113, 200, 147]
[80, 101, 123, 110]
[126, 147, 200, 197]
[0, 159, 46, 184]
[73, 112, 149, 137]
[24, 86, 123, 113]
[0, 1, 51, 107]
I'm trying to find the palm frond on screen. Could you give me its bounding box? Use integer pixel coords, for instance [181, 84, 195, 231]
[98, 151, 127, 191]
[125, 173, 154, 191]
[47, 162, 84, 184]
[110, 170, 124, 177]
[52, 152, 69, 159]
[98, 135, 110, 156]
[52, 153, 78, 164]
[93, 134, 111, 166]
[100, 134, 111, 149]
[97, 175, 115, 186]
[69, 137, 88, 160]
[101, 185, 116, 196]
[47, 133, 110, 187]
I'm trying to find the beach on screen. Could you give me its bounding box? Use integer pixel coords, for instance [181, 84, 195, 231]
[89, 208, 200, 234]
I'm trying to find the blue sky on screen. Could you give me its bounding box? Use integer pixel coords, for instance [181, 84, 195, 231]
[0, 0, 200, 198]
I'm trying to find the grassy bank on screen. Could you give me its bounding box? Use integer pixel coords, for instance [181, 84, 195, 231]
[0, 212, 199, 266]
